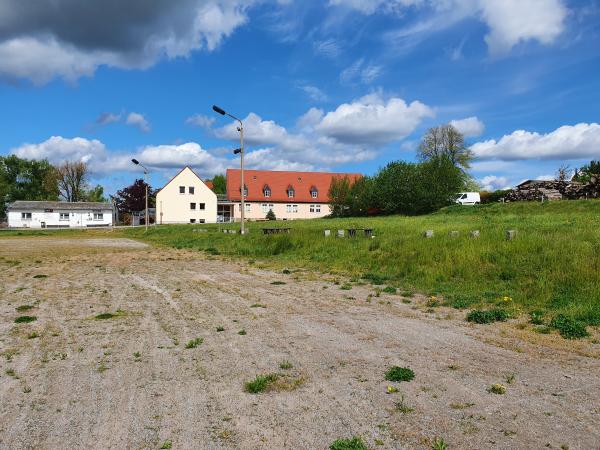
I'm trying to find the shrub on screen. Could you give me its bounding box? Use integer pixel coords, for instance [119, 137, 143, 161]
[14, 316, 37, 323]
[185, 337, 203, 349]
[530, 310, 545, 325]
[330, 437, 367, 450]
[550, 315, 589, 339]
[385, 366, 415, 382]
[466, 308, 509, 324]
[266, 209, 276, 220]
[487, 384, 507, 394]
[244, 374, 278, 393]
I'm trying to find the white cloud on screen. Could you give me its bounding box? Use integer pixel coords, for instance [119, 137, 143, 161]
[313, 39, 342, 59]
[0, 0, 259, 84]
[185, 114, 216, 129]
[336, 0, 568, 55]
[134, 143, 227, 173]
[479, 175, 511, 191]
[450, 116, 485, 137]
[96, 112, 122, 126]
[340, 58, 384, 85]
[471, 123, 600, 161]
[126, 112, 151, 133]
[315, 92, 434, 145]
[299, 85, 328, 102]
[296, 107, 325, 132]
[12, 136, 107, 166]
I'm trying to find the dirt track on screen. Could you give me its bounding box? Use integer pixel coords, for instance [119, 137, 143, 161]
[1, 238, 599, 450]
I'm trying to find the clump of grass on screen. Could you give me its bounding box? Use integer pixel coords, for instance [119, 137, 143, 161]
[488, 383, 507, 394]
[185, 337, 203, 349]
[330, 437, 367, 450]
[250, 303, 266, 308]
[505, 373, 516, 384]
[385, 366, 415, 382]
[363, 272, 387, 285]
[16, 305, 33, 312]
[549, 314, 589, 339]
[382, 286, 397, 294]
[133, 351, 141, 359]
[27, 331, 39, 339]
[33, 274, 48, 279]
[15, 316, 37, 324]
[282, 269, 291, 274]
[160, 440, 172, 449]
[216, 326, 225, 332]
[529, 310, 545, 325]
[23, 386, 32, 393]
[238, 329, 247, 335]
[205, 247, 220, 255]
[450, 402, 475, 410]
[432, 437, 448, 450]
[5, 368, 16, 377]
[395, 394, 414, 414]
[94, 309, 126, 320]
[340, 283, 352, 290]
[279, 361, 293, 370]
[271, 281, 286, 285]
[244, 374, 279, 393]
[466, 308, 510, 324]
[534, 325, 552, 334]
[401, 290, 415, 298]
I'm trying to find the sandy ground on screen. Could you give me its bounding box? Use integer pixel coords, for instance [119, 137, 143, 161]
[0, 237, 599, 450]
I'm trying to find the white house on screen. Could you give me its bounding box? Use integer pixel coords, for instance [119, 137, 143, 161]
[155, 166, 217, 224]
[7, 201, 113, 228]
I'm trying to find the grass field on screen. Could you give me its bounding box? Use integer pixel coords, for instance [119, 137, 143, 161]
[120, 200, 600, 330]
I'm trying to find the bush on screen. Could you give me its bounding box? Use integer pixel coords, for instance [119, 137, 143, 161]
[466, 308, 510, 324]
[244, 374, 278, 393]
[266, 209, 276, 220]
[549, 314, 589, 339]
[14, 316, 37, 323]
[385, 366, 415, 382]
[330, 437, 367, 450]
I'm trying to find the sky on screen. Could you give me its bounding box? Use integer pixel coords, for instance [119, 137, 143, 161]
[0, 0, 599, 194]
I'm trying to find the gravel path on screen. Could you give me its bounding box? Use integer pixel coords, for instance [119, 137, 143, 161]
[0, 238, 599, 449]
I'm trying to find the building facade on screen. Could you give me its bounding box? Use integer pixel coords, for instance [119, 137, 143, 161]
[155, 166, 217, 224]
[7, 201, 113, 228]
[222, 169, 361, 221]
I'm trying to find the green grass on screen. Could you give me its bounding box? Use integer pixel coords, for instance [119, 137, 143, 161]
[15, 305, 34, 312]
[185, 337, 203, 348]
[330, 437, 368, 450]
[466, 308, 510, 324]
[14, 316, 37, 323]
[549, 314, 590, 339]
[11, 201, 600, 330]
[244, 374, 279, 393]
[385, 366, 415, 382]
[279, 361, 293, 370]
[94, 310, 126, 320]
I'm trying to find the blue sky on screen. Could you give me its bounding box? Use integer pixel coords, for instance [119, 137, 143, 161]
[0, 0, 599, 194]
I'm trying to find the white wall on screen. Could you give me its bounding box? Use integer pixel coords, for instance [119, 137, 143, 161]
[8, 209, 113, 228]
[156, 167, 217, 224]
[231, 202, 332, 220]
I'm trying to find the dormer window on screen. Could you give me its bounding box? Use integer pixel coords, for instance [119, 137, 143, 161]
[240, 184, 248, 197]
[310, 186, 318, 199]
[287, 185, 295, 198]
[263, 185, 271, 198]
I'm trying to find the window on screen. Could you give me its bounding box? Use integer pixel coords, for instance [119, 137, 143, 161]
[189, 186, 195, 195]
[44, 208, 54, 212]
[292, 204, 298, 213]
[199, 219, 205, 223]
[190, 219, 196, 224]
[263, 185, 271, 197]
[190, 202, 196, 210]
[286, 204, 292, 213]
[310, 187, 318, 199]
[179, 186, 185, 194]
[310, 205, 315, 213]
[262, 203, 274, 213]
[309, 204, 321, 213]
[243, 185, 248, 197]
[59, 212, 69, 221]
[199, 203, 205, 210]
[93, 213, 103, 220]
[245, 203, 251, 212]
[21, 212, 32, 220]
[287, 186, 295, 198]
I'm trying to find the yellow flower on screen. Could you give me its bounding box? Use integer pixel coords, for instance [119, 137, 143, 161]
[387, 385, 398, 394]
[502, 296, 512, 302]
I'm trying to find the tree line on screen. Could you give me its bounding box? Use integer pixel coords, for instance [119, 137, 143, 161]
[328, 125, 475, 216]
[0, 156, 106, 218]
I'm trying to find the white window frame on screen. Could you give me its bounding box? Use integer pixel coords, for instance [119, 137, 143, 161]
[21, 212, 32, 220]
[309, 204, 315, 213]
[261, 203, 268, 213]
[59, 212, 69, 221]
[264, 188, 271, 198]
[288, 189, 295, 198]
[93, 212, 103, 221]
[292, 204, 298, 213]
[286, 204, 292, 213]
[311, 190, 318, 199]
[315, 204, 321, 213]
[245, 203, 251, 212]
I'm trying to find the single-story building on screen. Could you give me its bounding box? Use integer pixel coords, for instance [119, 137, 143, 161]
[7, 201, 113, 228]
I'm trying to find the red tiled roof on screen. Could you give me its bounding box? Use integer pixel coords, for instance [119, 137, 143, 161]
[205, 180, 214, 190]
[226, 169, 362, 203]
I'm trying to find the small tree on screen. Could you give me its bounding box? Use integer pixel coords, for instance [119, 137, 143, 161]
[418, 125, 473, 170]
[555, 164, 571, 182]
[114, 179, 156, 217]
[266, 209, 276, 220]
[209, 174, 226, 194]
[56, 161, 88, 202]
[328, 176, 353, 217]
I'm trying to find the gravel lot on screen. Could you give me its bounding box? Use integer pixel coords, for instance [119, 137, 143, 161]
[1, 238, 599, 449]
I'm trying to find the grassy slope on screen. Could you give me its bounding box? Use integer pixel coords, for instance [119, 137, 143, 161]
[121, 200, 600, 326]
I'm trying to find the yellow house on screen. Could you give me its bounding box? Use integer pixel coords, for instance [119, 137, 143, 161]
[155, 167, 217, 224]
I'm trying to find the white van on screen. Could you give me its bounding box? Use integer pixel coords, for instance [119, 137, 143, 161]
[455, 192, 481, 205]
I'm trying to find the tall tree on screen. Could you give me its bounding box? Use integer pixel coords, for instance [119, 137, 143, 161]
[114, 179, 156, 214]
[0, 155, 59, 218]
[418, 125, 473, 170]
[209, 174, 226, 195]
[555, 164, 571, 182]
[56, 161, 88, 202]
[328, 176, 353, 217]
[573, 160, 600, 183]
[83, 185, 106, 202]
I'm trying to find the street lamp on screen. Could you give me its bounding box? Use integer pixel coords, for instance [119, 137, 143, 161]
[131, 158, 149, 232]
[212, 104, 246, 235]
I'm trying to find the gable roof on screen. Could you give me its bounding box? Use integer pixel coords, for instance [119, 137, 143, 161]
[226, 169, 362, 203]
[156, 166, 212, 195]
[8, 201, 112, 211]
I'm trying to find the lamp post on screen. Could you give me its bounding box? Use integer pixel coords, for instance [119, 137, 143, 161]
[212, 105, 245, 235]
[131, 158, 149, 232]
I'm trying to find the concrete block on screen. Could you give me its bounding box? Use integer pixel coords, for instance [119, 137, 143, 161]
[449, 231, 459, 238]
[324, 229, 331, 237]
[337, 229, 345, 238]
[470, 230, 480, 238]
[506, 229, 517, 240]
[423, 230, 434, 238]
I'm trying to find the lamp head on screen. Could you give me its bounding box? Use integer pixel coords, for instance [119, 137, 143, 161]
[212, 105, 226, 115]
[131, 159, 139, 165]
[233, 148, 242, 155]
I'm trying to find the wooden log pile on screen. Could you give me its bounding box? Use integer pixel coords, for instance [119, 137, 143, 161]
[505, 177, 600, 202]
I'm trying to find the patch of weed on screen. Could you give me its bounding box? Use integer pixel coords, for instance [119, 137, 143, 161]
[216, 326, 225, 332]
[385, 366, 415, 382]
[15, 316, 37, 323]
[205, 247, 220, 255]
[271, 281, 286, 285]
[250, 303, 266, 308]
[395, 394, 414, 414]
[16, 305, 33, 312]
[279, 361, 293, 370]
[401, 291, 415, 298]
[534, 325, 552, 334]
[133, 352, 141, 359]
[450, 402, 475, 410]
[244, 374, 278, 393]
[238, 329, 247, 335]
[27, 331, 39, 339]
[5, 368, 16, 377]
[23, 386, 31, 393]
[549, 314, 589, 339]
[282, 269, 291, 274]
[431, 437, 448, 450]
[160, 440, 172, 449]
[185, 338, 203, 349]
[340, 283, 352, 290]
[488, 384, 506, 394]
[505, 373, 516, 384]
[466, 308, 510, 324]
[330, 437, 367, 450]
[529, 310, 545, 325]
[94, 310, 126, 320]
[33, 274, 48, 279]
[382, 286, 397, 294]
